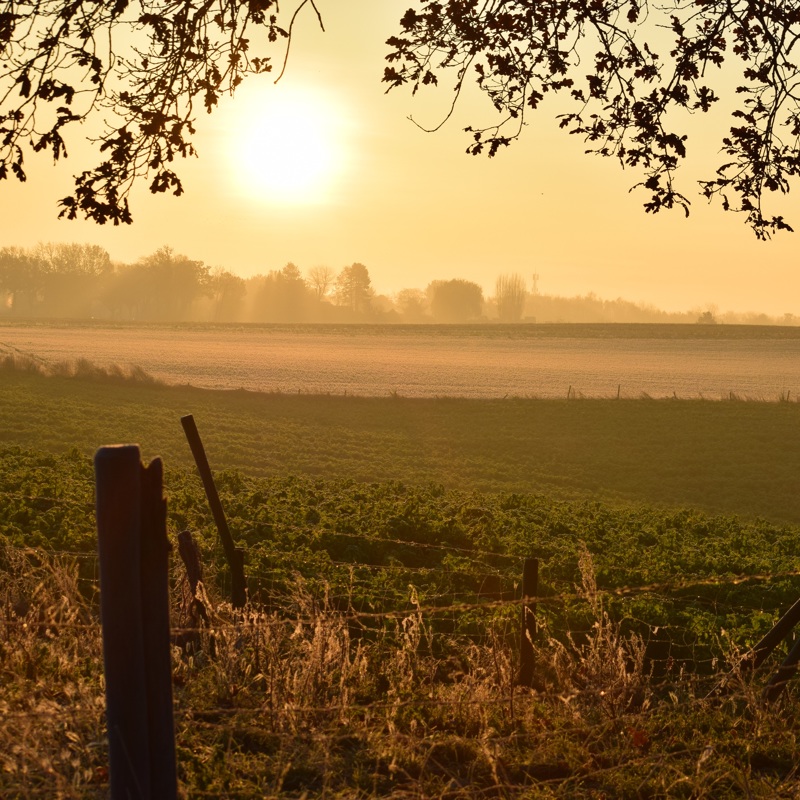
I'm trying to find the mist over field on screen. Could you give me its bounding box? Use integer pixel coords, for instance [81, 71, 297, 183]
[2, 321, 799, 400]
[2, 242, 798, 326]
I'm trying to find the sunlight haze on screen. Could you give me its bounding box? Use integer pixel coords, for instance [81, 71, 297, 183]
[222, 81, 351, 206]
[1, 0, 799, 315]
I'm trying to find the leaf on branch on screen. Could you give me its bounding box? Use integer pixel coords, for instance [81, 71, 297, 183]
[0, 12, 21, 45]
[17, 72, 31, 99]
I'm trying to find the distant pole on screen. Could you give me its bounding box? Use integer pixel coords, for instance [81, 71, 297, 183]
[181, 414, 247, 608]
[517, 558, 539, 687]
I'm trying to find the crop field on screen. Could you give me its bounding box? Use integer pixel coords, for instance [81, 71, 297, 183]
[4, 344, 800, 797]
[1, 360, 800, 522]
[4, 442, 800, 797]
[3, 321, 800, 399]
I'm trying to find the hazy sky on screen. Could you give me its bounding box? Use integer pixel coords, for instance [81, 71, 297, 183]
[3, 1, 800, 315]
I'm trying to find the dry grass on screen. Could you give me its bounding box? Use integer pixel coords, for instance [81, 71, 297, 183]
[0, 542, 106, 798]
[3, 542, 800, 798]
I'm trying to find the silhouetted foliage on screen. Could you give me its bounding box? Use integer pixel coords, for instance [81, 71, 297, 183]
[102, 246, 208, 320]
[7, 1, 800, 235]
[35, 243, 113, 317]
[208, 267, 247, 321]
[0, 0, 318, 223]
[335, 263, 373, 316]
[697, 310, 719, 325]
[385, 1, 800, 237]
[33, 243, 112, 277]
[252, 262, 314, 322]
[495, 273, 527, 323]
[428, 279, 483, 323]
[2, 239, 798, 324]
[395, 288, 429, 321]
[0, 242, 112, 317]
[307, 265, 335, 300]
[0, 247, 35, 314]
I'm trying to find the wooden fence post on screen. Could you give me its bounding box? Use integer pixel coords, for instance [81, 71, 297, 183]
[180, 414, 247, 608]
[177, 530, 204, 596]
[177, 530, 214, 657]
[712, 596, 800, 698]
[95, 445, 177, 800]
[763, 637, 800, 703]
[743, 597, 800, 673]
[517, 557, 539, 687]
[139, 458, 177, 797]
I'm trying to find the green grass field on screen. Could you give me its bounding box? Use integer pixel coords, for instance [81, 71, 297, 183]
[2, 367, 799, 523]
[6, 365, 800, 797]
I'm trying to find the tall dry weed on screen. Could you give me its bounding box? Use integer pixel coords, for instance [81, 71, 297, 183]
[3, 538, 800, 798]
[0, 543, 106, 796]
[552, 549, 651, 718]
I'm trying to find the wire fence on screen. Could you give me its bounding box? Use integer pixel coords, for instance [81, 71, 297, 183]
[5, 493, 800, 798]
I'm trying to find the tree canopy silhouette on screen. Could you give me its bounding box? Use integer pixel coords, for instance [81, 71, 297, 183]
[384, 0, 800, 238]
[4, 0, 800, 236]
[0, 0, 321, 224]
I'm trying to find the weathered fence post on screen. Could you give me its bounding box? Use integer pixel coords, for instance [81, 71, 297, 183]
[743, 597, 800, 673]
[139, 458, 177, 797]
[517, 557, 539, 687]
[763, 636, 800, 703]
[713, 596, 800, 698]
[180, 414, 247, 608]
[177, 529, 214, 657]
[95, 445, 177, 800]
[177, 529, 204, 595]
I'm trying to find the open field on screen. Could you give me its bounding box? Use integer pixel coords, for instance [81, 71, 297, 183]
[5, 356, 800, 796]
[4, 442, 800, 797]
[2, 365, 800, 522]
[3, 321, 800, 398]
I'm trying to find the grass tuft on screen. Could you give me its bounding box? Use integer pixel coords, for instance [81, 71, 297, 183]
[1, 353, 161, 385]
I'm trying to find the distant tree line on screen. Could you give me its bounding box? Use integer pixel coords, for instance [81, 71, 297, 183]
[0, 242, 795, 325]
[0, 243, 491, 323]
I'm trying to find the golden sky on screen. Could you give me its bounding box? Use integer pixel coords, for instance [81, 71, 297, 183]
[3, 0, 800, 316]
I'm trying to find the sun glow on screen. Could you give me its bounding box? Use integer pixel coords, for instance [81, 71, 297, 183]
[224, 83, 347, 206]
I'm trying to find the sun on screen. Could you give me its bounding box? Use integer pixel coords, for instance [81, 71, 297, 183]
[224, 83, 347, 205]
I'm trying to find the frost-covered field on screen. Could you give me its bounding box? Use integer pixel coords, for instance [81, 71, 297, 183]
[2, 322, 799, 399]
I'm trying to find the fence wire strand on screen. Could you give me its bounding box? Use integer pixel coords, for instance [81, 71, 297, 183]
[5, 526, 800, 798]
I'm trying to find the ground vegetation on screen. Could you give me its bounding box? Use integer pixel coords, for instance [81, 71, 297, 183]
[3, 442, 800, 796]
[2, 355, 800, 522]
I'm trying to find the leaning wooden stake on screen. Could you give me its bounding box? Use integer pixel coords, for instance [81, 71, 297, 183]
[745, 597, 800, 673]
[181, 414, 247, 608]
[763, 637, 800, 703]
[712, 596, 800, 698]
[95, 445, 177, 800]
[517, 557, 539, 686]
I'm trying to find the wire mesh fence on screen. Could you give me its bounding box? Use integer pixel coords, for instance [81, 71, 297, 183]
[4, 519, 800, 798]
